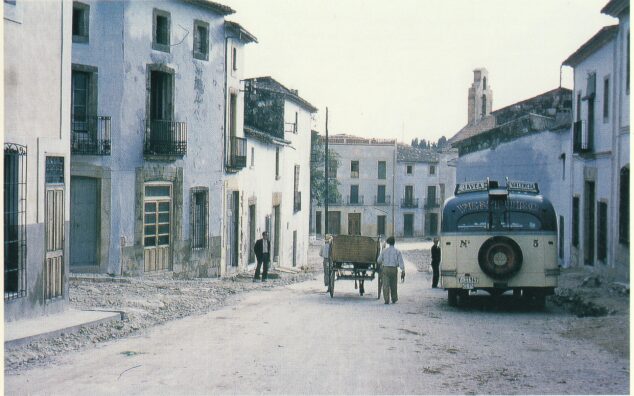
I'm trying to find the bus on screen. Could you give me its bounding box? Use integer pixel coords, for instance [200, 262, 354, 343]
[440, 179, 559, 307]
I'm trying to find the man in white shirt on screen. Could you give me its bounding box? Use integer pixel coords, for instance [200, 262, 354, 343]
[377, 236, 405, 304]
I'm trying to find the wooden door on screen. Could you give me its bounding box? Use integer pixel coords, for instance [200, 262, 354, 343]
[348, 213, 361, 235]
[45, 187, 64, 300]
[144, 184, 171, 272]
[403, 214, 414, 237]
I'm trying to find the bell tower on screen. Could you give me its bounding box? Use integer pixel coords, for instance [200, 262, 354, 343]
[467, 68, 493, 124]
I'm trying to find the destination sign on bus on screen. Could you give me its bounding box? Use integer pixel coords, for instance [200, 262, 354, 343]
[507, 181, 539, 193]
[455, 180, 488, 195]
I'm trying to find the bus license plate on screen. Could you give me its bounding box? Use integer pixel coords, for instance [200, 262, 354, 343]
[459, 276, 478, 289]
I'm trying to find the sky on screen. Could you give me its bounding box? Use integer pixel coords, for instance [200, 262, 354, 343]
[221, 0, 616, 144]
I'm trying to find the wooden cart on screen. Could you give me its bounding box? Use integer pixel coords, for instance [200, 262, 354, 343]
[327, 235, 382, 298]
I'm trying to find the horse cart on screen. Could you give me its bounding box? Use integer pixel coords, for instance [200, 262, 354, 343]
[327, 235, 382, 298]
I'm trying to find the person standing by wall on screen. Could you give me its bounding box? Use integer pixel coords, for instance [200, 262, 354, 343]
[377, 236, 405, 304]
[253, 232, 271, 282]
[431, 237, 441, 288]
[320, 235, 332, 291]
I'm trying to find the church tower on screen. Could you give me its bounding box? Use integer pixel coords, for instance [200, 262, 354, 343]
[467, 68, 493, 124]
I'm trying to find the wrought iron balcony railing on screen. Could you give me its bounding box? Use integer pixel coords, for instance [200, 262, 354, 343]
[294, 191, 301, 212]
[71, 116, 111, 155]
[347, 195, 364, 205]
[228, 136, 247, 169]
[374, 195, 391, 205]
[573, 120, 592, 154]
[401, 198, 419, 208]
[424, 197, 440, 209]
[144, 119, 187, 157]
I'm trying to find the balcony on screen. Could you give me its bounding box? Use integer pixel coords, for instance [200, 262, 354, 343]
[228, 136, 247, 170]
[573, 120, 592, 154]
[424, 197, 440, 210]
[144, 119, 187, 157]
[294, 191, 301, 212]
[71, 116, 111, 155]
[346, 195, 364, 206]
[401, 198, 419, 208]
[374, 195, 391, 206]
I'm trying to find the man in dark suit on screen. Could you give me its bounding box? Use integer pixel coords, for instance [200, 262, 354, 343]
[431, 237, 441, 288]
[253, 231, 271, 282]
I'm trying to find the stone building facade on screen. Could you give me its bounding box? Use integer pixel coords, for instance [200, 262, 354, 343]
[4, 0, 72, 320]
[563, 0, 629, 280]
[69, 0, 244, 277]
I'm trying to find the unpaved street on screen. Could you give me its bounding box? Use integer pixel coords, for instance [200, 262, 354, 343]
[5, 251, 628, 395]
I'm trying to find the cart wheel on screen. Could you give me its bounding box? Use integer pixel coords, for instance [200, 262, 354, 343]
[377, 274, 382, 300]
[329, 270, 335, 298]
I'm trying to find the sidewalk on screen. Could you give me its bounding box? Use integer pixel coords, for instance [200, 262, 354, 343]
[5, 308, 122, 349]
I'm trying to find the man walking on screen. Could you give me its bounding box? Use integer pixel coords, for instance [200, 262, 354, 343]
[377, 236, 405, 304]
[431, 237, 441, 288]
[253, 231, 271, 282]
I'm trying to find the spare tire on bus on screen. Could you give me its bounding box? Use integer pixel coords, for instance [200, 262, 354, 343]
[477, 236, 523, 280]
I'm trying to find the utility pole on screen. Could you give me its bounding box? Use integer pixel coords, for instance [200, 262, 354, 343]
[324, 107, 329, 236]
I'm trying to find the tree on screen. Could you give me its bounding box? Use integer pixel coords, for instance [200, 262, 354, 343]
[310, 132, 341, 206]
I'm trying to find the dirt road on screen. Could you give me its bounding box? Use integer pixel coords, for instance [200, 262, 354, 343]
[5, 252, 628, 395]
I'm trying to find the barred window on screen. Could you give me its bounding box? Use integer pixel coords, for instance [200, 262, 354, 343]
[191, 188, 208, 249]
[4, 143, 27, 300]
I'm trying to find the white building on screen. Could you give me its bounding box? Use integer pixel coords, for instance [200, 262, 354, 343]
[4, 0, 72, 320]
[69, 0, 245, 277]
[395, 145, 458, 238]
[238, 77, 317, 269]
[314, 135, 397, 238]
[313, 135, 457, 239]
[562, 0, 629, 280]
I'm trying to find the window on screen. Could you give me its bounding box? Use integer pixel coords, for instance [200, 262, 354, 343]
[72, 2, 89, 43]
[377, 185, 386, 204]
[294, 165, 301, 212]
[4, 144, 27, 300]
[597, 201, 607, 262]
[152, 9, 171, 52]
[619, 167, 629, 245]
[193, 20, 209, 61]
[191, 188, 208, 249]
[576, 92, 581, 122]
[406, 165, 413, 175]
[378, 161, 386, 179]
[481, 94, 487, 117]
[603, 77, 610, 121]
[250, 147, 255, 167]
[377, 215, 386, 237]
[275, 147, 280, 179]
[351, 160, 359, 178]
[350, 185, 359, 204]
[232, 47, 237, 71]
[315, 211, 322, 235]
[572, 196, 580, 247]
[429, 165, 435, 175]
[294, 112, 298, 134]
[328, 159, 337, 178]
